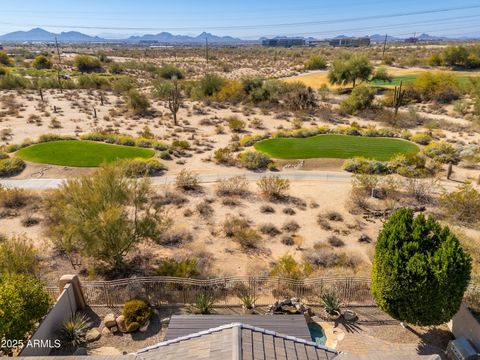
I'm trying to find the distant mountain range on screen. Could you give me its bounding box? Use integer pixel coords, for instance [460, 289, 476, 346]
[0, 28, 478, 44]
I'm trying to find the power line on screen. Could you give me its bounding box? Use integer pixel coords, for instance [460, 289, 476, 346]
[0, 4, 479, 32]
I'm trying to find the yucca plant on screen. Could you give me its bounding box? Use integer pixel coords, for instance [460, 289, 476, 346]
[58, 313, 90, 348]
[194, 292, 215, 314]
[321, 292, 341, 316]
[239, 294, 256, 309]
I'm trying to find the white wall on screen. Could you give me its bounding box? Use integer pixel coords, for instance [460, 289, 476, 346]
[449, 302, 480, 351]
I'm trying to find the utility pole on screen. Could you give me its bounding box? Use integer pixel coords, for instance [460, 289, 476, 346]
[55, 37, 63, 93]
[205, 36, 209, 64]
[382, 34, 388, 58]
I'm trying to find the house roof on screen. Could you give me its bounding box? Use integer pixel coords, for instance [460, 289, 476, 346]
[138, 322, 337, 360]
[165, 315, 313, 341]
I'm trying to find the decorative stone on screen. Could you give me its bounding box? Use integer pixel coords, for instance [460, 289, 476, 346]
[86, 328, 101, 342]
[139, 320, 150, 333]
[104, 313, 116, 328]
[101, 327, 112, 337]
[110, 326, 118, 333]
[160, 317, 170, 326]
[116, 315, 127, 333]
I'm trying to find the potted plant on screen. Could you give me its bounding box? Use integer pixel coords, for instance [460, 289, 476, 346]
[321, 292, 341, 320]
[239, 294, 256, 314]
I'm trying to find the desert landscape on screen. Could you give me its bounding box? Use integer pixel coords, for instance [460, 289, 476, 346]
[1, 7, 480, 356]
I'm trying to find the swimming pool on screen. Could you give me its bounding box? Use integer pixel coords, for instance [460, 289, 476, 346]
[307, 322, 327, 346]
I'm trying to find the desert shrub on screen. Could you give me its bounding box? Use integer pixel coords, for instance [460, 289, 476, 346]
[171, 140, 190, 149]
[343, 157, 389, 175]
[58, 313, 90, 348]
[112, 77, 135, 93]
[122, 299, 152, 332]
[440, 183, 480, 225]
[237, 151, 271, 170]
[216, 176, 249, 197]
[410, 132, 432, 145]
[0, 274, 50, 352]
[317, 217, 332, 230]
[259, 223, 281, 236]
[257, 175, 290, 200]
[281, 235, 295, 246]
[21, 215, 41, 227]
[213, 147, 236, 166]
[322, 293, 341, 315]
[408, 72, 461, 103]
[305, 248, 360, 269]
[223, 215, 250, 237]
[372, 67, 393, 83]
[453, 99, 470, 115]
[158, 64, 184, 80]
[227, 116, 246, 132]
[0, 51, 14, 67]
[45, 165, 170, 269]
[74, 55, 102, 73]
[196, 200, 214, 218]
[325, 211, 344, 222]
[0, 74, 30, 89]
[127, 89, 150, 115]
[282, 220, 300, 232]
[32, 55, 52, 70]
[328, 235, 345, 247]
[194, 292, 215, 314]
[156, 227, 193, 246]
[351, 173, 379, 194]
[121, 158, 166, 177]
[260, 205, 275, 213]
[371, 208, 471, 326]
[175, 169, 200, 191]
[283, 84, 317, 112]
[216, 80, 245, 103]
[0, 187, 30, 209]
[0, 235, 38, 275]
[282, 207, 296, 215]
[223, 215, 260, 249]
[423, 141, 460, 164]
[194, 73, 226, 98]
[341, 85, 376, 114]
[156, 258, 199, 277]
[304, 55, 327, 70]
[0, 157, 26, 177]
[270, 254, 312, 279]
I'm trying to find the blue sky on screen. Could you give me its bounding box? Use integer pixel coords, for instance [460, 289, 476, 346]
[1, 0, 480, 39]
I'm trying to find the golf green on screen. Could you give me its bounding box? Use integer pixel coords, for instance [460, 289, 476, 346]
[16, 140, 155, 167]
[254, 134, 419, 161]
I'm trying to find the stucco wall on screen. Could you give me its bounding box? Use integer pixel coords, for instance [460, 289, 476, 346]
[449, 302, 480, 351]
[19, 283, 78, 356]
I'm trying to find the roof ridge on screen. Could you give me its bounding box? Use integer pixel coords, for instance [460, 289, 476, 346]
[137, 322, 336, 355]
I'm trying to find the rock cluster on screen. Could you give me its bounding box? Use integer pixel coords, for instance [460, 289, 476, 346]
[267, 298, 311, 315]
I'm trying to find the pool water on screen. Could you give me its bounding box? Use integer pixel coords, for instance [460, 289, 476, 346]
[307, 322, 327, 346]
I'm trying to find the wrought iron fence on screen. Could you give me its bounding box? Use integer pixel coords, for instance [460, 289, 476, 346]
[45, 276, 480, 309]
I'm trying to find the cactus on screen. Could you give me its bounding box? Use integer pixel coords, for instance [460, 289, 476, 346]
[393, 80, 405, 118]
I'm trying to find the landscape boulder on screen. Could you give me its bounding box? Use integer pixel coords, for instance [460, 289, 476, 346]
[116, 315, 127, 333]
[86, 328, 101, 342]
[104, 313, 116, 328]
[139, 320, 150, 333]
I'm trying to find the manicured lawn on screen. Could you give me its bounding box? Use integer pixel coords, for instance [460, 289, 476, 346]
[254, 134, 419, 161]
[371, 74, 478, 87]
[16, 140, 155, 167]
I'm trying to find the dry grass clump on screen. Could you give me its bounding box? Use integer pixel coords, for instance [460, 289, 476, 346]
[327, 235, 345, 247]
[305, 245, 361, 269]
[0, 188, 31, 209]
[325, 211, 344, 222]
[156, 227, 193, 246]
[317, 217, 332, 230]
[154, 190, 188, 207]
[196, 200, 214, 218]
[259, 223, 281, 237]
[281, 234, 295, 246]
[282, 220, 300, 233]
[260, 205, 275, 213]
[282, 207, 296, 215]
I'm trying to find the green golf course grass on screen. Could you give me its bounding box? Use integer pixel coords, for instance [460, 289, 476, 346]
[16, 140, 155, 167]
[370, 74, 478, 87]
[254, 134, 419, 161]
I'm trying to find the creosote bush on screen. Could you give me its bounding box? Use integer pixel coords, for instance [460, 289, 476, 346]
[175, 169, 200, 191]
[156, 257, 199, 278]
[270, 253, 312, 279]
[257, 175, 290, 200]
[216, 176, 249, 197]
[440, 183, 480, 226]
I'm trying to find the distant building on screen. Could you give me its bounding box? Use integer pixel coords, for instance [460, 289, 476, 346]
[308, 40, 330, 47]
[327, 37, 371, 47]
[262, 38, 306, 47]
[405, 37, 418, 44]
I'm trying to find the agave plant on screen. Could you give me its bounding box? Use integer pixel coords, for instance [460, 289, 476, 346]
[194, 292, 215, 314]
[239, 294, 256, 309]
[58, 313, 90, 348]
[321, 292, 341, 316]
